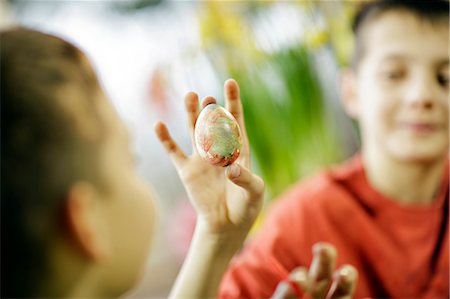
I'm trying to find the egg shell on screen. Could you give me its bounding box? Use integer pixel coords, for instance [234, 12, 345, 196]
[194, 104, 242, 167]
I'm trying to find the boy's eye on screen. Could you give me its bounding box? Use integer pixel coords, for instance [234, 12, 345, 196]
[437, 73, 449, 88]
[383, 70, 405, 80]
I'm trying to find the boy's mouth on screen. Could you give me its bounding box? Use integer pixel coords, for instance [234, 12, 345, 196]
[399, 122, 443, 134]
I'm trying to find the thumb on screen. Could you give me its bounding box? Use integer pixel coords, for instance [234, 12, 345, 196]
[226, 163, 265, 199]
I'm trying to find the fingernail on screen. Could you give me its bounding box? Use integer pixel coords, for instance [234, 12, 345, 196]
[340, 266, 351, 277]
[313, 243, 336, 260]
[313, 243, 327, 258]
[227, 164, 240, 178]
[290, 268, 306, 282]
[338, 265, 357, 283]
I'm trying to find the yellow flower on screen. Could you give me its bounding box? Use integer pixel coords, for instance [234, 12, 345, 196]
[305, 28, 329, 49]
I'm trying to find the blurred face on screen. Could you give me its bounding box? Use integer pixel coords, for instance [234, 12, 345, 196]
[352, 11, 449, 163]
[95, 95, 156, 295]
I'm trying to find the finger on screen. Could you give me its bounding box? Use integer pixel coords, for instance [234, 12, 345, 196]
[154, 121, 187, 168]
[201, 96, 216, 109]
[289, 267, 308, 293]
[270, 281, 293, 299]
[308, 243, 337, 299]
[224, 79, 249, 162]
[184, 91, 199, 153]
[224, 79, 244, 129]
[225, 163, 264, 200]
[270, 267, 308, 299]
[325, 265, 358, 299]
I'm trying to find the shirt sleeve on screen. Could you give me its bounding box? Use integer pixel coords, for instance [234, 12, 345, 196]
[218, 186, 314, 299]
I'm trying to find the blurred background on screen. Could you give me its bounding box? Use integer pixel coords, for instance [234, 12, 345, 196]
[1, 0, 360, 297]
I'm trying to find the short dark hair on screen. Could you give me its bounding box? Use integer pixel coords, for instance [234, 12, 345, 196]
[351, 0, 449, 68]
[1, 28, 107, 297]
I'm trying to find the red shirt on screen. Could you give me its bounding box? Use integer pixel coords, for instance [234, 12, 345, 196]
[219, 156, 449, 298]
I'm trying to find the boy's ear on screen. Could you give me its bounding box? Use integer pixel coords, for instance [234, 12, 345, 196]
[63, 182, 111, 262]
[340, 68, 360, 120]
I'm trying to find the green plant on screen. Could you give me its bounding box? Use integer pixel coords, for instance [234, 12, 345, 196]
[222, 46, 342, 198]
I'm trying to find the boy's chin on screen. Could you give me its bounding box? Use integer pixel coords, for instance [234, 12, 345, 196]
[386, 140, 448, 164]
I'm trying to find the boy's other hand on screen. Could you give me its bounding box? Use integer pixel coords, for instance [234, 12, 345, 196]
[270, 243, 358, 299]
[155, 79, 264, 241]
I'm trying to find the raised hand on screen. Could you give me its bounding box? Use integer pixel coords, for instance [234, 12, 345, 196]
[271, 243, 358, 299]
[154, 79, 264, 238]
[156, 79, 265, 298]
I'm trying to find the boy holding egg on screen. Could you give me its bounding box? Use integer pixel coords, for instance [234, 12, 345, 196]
[218, 0, 449, 298]
[2, 28, 266, 298]
[2, 27, 350, 299]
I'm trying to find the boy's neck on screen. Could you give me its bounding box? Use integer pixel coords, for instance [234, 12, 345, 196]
[39, 240, 105, 298]
[362, 149, 447, 205]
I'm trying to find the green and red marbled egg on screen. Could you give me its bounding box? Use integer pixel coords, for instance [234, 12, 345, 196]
[194, 104, 242, 167]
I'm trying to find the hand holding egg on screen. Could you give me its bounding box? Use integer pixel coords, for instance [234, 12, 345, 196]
[154, 79, 264, 240]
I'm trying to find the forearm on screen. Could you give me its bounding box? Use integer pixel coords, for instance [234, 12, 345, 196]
[169, 221, 246, 299]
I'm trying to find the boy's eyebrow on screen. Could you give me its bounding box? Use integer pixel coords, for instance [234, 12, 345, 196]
[437, 59, 449, 68]
[379, 54, 450, 66]
[379, 54, 409, 63]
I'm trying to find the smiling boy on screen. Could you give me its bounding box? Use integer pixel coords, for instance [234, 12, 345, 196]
[219, 1, 449, 298]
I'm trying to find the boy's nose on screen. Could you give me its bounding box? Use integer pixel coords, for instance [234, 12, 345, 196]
[404, 74, 438, 110]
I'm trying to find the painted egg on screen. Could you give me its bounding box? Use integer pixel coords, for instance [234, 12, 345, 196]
[194, 104, 242, 167]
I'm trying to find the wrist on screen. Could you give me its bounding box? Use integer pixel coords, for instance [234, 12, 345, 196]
[193, 218, 248, 252]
